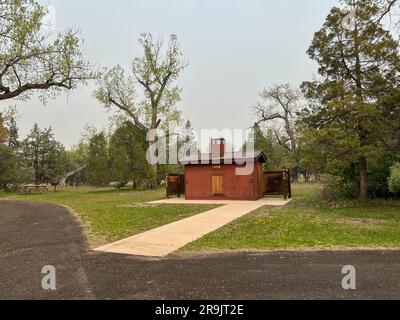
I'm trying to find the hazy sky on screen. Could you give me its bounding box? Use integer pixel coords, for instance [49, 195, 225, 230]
[0, 0, 338, 148]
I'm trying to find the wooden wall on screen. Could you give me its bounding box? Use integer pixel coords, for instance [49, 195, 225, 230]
[185, 163, 263, 200]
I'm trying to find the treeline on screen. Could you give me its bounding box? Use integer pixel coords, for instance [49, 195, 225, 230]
[252, 0, 400, 199]
[1, 0, 400, 199]
[0, 108, 66, 190]
[0, 108, 195, 191]
[85, 122, 153, 188]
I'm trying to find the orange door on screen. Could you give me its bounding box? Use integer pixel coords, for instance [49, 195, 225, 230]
[212, 176, 224, 195]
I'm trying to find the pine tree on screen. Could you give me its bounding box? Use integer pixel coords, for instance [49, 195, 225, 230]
[22, 124, 66, 185]
[0, 111, 32, 190]
[109, 122, 152, 189]
[87, 132, 110, 187]
[180, 120, 198, 157]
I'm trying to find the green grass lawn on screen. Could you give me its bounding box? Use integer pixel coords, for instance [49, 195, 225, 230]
[0, 187, 217, 247]
[185, 184, 400, 251]
[2, 184, 400, 252]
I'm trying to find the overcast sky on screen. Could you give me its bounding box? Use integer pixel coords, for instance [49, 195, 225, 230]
[0, 0, 338, 149]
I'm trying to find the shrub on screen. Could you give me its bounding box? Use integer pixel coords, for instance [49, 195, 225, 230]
[322, 175, 359, 200]
[388, 163, 400, 194]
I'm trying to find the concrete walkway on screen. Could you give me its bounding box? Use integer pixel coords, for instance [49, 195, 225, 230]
[95, 198, 291, 257]
[149, 198, 291, 206]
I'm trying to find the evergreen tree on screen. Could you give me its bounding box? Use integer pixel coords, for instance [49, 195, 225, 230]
[0, 114, 7, 144]
[109, 122, 152, 189]
[301, 0, 400, 199]
[181, 120, 198, 156]
[0, 112, 32, 190]
[64, 142, 89, 186]
[22, 123, 67, 185]
[87, 132, 110, 187]
[253, 124, 294, 172]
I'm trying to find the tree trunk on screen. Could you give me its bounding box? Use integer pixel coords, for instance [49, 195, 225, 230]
[151, 163, 158, 188]
[60, 165, 86, 187]
[359, 156, 368, 201]
[303, 170, 310, 183]
[291, 167, 299, 183]
[147, 139, 158, 188]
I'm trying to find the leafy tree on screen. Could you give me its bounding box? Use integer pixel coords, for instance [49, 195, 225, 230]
[253, 124, 294, 172]
[2, 106, 19, 148]
[109, 122, 153, 189]
[87, 132, 110, 187]
[0, 0, 93, 102]
[95, 33, 187, 180]
[301, 0, 400, 200]
[0, 113, 7, 143]
[22, 123, 66, 185]
[254, 83, 302, 180]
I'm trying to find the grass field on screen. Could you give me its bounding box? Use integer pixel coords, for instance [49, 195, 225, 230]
[185, 184, 400, 251]
[0, 187, 217, 247]
[1, 184, 400, 251]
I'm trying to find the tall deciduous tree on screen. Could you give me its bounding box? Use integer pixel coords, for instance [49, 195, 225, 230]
[301, 0, 400, 200]
[254, 83, 302, 180]
[95, 33, 187, 181]
[0, 0, 93, 102]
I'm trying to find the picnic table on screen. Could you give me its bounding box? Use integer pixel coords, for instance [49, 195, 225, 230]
[22, 184, 49, 193]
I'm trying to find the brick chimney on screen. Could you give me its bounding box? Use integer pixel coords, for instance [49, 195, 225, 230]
[211, 138, 226, 158]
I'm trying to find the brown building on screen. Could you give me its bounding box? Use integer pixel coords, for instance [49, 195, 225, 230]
[181, 139, 267, 201]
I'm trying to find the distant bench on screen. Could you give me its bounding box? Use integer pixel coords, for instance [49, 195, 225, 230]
[21, 184, 49, 193]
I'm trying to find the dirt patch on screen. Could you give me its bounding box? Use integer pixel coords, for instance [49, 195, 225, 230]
[339, 218, 393, 227]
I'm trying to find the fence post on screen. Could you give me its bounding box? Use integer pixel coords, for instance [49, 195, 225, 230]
[177, 174, 181, 198]
[283, 169, 288, 200]
[166, 174, 169, 198]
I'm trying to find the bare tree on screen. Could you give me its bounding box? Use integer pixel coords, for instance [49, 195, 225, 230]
[0, 0, 94, 102]
[376, 0, 399, 23]
[254, 83, 303, 180]
[95, 33, 187, 181]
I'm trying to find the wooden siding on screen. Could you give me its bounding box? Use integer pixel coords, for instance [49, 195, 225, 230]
[263, 169, 292, 200]
[185, 164, 263, 201]
[166, 174, 185, 198]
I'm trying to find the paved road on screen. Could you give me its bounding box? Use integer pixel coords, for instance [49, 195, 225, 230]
[1, 200, 400, 300]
